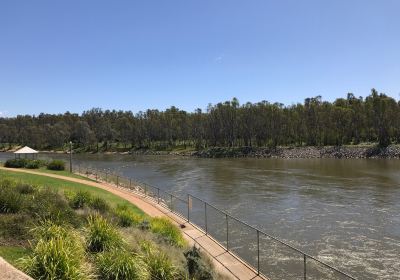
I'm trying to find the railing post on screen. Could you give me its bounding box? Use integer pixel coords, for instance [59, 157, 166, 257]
[187, 194, 190, 222]
[129, 178, 132, 188]
[105, 172, 108, 182]
[78, 164, 80, 174]
[95, 169, 97, 181]
[170, 194, 172, 211]
[304, 254, 307, 280]
[257, 230, 260, 275]
[226, 214, 229, 251]
[157, 188, 160, 204]
[116, 175, 119, 186]
[145, 185, 147, 196]
[205, 202, 208, 235]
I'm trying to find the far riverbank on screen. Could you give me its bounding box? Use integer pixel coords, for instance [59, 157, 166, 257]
[2, 144, 399, 159]
[128, 145, 400, 159]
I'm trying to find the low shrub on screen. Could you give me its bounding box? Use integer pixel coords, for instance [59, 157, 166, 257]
[0, 184, 24, 213]
[150, 217, 186, 247]
[19, 229, 91, 280]
[4, 159, 44, 169]
[141, 241, 179, 280]
[47, 160, 65, 171]
[26, 188, 81, 227]
[15, 183, 37, 195]
[25, 160, 40, 169]
[4, 158, 28, 168]
[116, 209, 143, 227]
[139, 219, 151, 231]
[89, 196, 110, 213]
[86, 214, 123, 253]
[0, 213, 31, 241]
[30, 220, 71, 242]
[96, 250, 149, 280]
[69, 190, 92, 209]
[184, 246, 214, 280]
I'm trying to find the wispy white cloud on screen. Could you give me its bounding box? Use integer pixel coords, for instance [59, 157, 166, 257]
[0, 110, 8, 117]
[214, 54, 224, 63]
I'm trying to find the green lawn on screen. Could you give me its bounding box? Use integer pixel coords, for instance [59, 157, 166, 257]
[0, 169, 144, 215]
[0, 168, 146, 266]
[28, 167, 95, 181]
[0, 246, 30, 267]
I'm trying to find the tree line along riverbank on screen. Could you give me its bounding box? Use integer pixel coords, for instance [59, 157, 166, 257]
[1, 89, 400, 152]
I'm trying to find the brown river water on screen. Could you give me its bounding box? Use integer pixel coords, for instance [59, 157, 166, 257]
[1, 153, 399, 279]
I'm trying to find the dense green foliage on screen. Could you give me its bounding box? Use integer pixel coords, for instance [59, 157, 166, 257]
[47, 159, 65, 170]
[20, 222, 91, 280]
[86, 214, 124, 253]
[4, 159, 46, 169]
[1, 89, 399, 150]
[184, 246, 214, 280]
[96, 250, 149, 280]
[5, 159, 30, 168]
[141, 241, 179, 280]
[150, 217, 187, 248]
[115, 204, 143, 227]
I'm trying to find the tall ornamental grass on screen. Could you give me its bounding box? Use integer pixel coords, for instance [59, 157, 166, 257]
[19, 221, 92, 280]
[0, 182, 24, 213]
[115, 204, 143, 227]
[96, 250, 149, 280]
[86, 214, 124, 253]
[150, 217, 186, 247]
[141, 241, 179, 280]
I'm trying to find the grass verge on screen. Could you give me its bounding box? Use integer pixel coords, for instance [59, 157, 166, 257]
[0, 169, 143, 215]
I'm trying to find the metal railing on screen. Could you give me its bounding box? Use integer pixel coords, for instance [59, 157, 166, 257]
[75, 164, 357, 280]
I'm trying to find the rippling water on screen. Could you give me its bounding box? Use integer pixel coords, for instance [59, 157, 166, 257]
[1, 153, 399, 279]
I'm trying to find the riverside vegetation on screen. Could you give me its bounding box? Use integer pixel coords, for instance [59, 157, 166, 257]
[0, 172, 222, 280]
[1, 89, 400, 157]
[4, 158, 66, 170]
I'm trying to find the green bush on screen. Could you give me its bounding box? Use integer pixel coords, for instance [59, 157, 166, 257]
[69, 190, 92, 209]
[47, 160, 65, 171]
[31, 220, 72, 242]
[0, 184, 24, 213]
[115, 208, 143, 227]
[184, 246, 214, 280]
[86, 214, 123, 253]
[4, 158, 28, 168]
[25, 160, 40, 169]
[150, 217, 186, 247]
[0, 213, 31, 241]
[19, 228, 91, 280]
[26, 188, 81, 227]
[141, 241, 179, 280]
[96, 250, 149, 280]
[15, 183, 37, 194]
[89, 196, 110, 213]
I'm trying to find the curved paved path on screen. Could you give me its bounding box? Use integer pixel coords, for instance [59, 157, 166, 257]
[0, 167, 268, 280]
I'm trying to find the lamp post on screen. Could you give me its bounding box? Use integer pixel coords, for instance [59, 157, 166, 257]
[69, 141, 72, 173]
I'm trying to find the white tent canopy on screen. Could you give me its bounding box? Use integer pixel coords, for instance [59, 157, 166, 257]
[14, 146, 38, 154]
[14, 146, 39, 159]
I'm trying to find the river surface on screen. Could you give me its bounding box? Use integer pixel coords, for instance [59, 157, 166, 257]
[1, 153, 399, 279]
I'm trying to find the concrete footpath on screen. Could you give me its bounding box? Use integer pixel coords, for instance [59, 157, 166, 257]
[0, 257, 33, 280]
[0, 167, 268, 280]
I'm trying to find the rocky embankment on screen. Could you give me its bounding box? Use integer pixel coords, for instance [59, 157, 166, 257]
[190, 145, 400, 159]
[6, 145, 399, 159]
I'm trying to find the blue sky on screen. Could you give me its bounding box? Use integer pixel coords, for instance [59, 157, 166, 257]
[0, 0, 399, 117]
